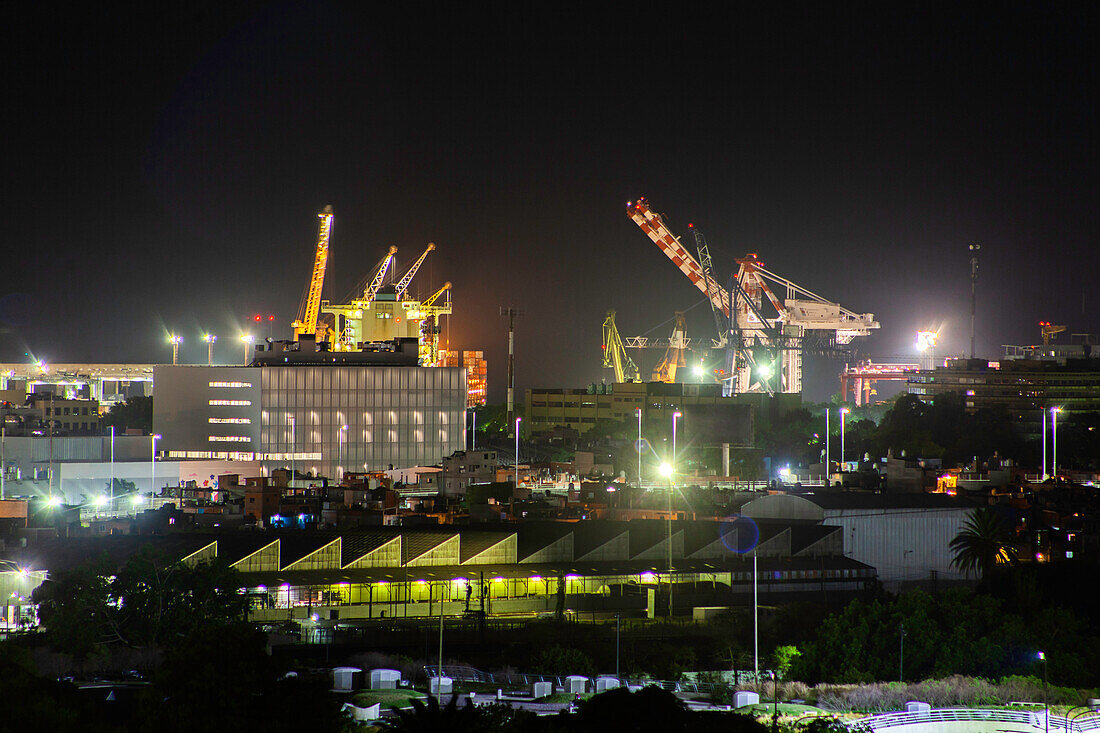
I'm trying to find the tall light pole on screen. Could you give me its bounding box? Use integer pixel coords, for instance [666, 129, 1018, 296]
[969, 243, 981, 359]
[203, 333, 216, 366]
[899, 623, 906, 682]
[637, 408, 643, 488]
[1042, 408, 1048, 480]
[1051, 407, 1061, 479]
[658, 461, 674, 617]
[839, 408, 849, 469]
[1039, 651, 1048, 733]
[515, 418, 522, 489]
[289, 415, 296, 481]
[500, 307, 524, 436]
[824, 408, 830, 484]
[109, 425, 115, 513]
[168, 335, 182, 365]
[150, 433, 161, 504]
[240, 334, 254, 364]
[338, 424, 348, 482]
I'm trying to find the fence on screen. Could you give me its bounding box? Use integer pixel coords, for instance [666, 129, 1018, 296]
[855, 708, 1100, 733]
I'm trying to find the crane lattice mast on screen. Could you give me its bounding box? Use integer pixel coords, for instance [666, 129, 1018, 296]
[394, 243, 435, 301]
[601, 311, 640, 382]
[292, 205, 334, 341]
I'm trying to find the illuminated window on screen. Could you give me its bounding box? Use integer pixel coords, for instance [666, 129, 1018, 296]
[208, 436, 252, 443]
[208, 417, 252, 424]
[209, 381, 252, 388]
[209, 399, 251, 406]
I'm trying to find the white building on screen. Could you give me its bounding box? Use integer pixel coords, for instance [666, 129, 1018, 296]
[741, 493, 977, 590]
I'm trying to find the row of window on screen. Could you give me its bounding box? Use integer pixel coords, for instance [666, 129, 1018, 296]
[209, 417, 252, 424]
[209, 400, 252, 406]
[46, 406, 94, 416]
[209, 381, 252, 388]
[208, 436, 251, 443]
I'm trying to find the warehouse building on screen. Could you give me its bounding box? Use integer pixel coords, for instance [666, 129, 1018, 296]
[4, 520, 874, 624]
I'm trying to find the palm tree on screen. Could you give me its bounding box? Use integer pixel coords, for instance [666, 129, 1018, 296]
[950, 507, 1019, 581]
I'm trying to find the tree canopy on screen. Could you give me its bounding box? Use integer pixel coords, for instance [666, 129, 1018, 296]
[32, 545, 247, 656]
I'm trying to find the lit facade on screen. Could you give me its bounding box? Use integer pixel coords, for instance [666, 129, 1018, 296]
[440, 350, 486, 408]
[155, 364, 466, 478]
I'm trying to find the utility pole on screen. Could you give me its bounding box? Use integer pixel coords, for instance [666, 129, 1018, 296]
[500, 307, 523, 436]
[969, 244, 981, 359]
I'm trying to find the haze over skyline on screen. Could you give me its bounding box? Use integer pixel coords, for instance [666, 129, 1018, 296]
[3, 2, 1096, 401]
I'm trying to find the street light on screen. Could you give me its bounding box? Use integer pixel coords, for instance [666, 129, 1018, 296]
[1051, 407, 1061, 479]
[824, 408, 830, 484]
[839, 408, 850, 469]
[659, 457, 675, 617]
[1038, 651, 1048, 733]
[240, 334, 255, 365]
[168, 332, 181, 363]
[1042, 407, 1048, 480]
[770, 669, 779, 733]
[515, 418, 522, 489]
[636, 408, 643, 489]
[150, 433, 161, 506]
[338, 424, 348, 482]
[203, 333, 217, 366]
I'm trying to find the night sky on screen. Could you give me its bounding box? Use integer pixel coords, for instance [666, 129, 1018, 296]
[3, 2, 1096, 401]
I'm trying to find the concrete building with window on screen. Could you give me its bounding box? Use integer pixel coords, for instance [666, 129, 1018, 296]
[441, 450, 497, 496]
[525, 382, 781, 437]
[154, 338, 467, 480]
[907, 357, 1100, 434]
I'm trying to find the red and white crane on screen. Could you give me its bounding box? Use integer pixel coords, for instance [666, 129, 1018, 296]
[626, 197, 880, 394]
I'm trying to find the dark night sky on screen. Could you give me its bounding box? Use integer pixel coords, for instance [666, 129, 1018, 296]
[2, 2, 1096, 401]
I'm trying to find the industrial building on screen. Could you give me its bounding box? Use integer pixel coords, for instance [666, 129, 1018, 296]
[741, 492, 977, 591]
[908, 357, 1100, 432]
[154, 337, 467, 481]
[3, 519, 875, 626]
[525, 381, 797, 440]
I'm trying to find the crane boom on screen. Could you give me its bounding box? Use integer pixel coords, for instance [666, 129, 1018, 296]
[627, 199, 730, 316]
[363, 246, 398, 303]
[601, 310, 640, 382]
[292, 205, 334, 341]
[394, 243, 435, 300]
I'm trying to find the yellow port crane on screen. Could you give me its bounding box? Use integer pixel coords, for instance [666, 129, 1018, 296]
[601, 310, 639, 382]
[292, 205, 334, 341]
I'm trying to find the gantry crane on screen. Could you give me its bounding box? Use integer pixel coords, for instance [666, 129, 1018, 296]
[292, 205, 334, 341]
[601, 310, 640, 382]
[625, 197, 879, 394]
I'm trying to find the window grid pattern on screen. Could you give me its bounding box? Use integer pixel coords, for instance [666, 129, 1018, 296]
[260, 366, 465, 477]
